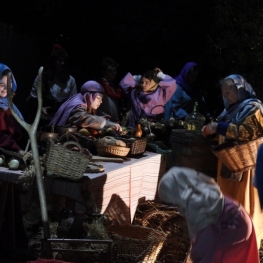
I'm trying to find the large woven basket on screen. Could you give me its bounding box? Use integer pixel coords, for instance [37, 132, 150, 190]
[45, 140, 92, 180]
[107, 225, 167, 263]
[96, 145, 130, 157]
[140, 211, 190, 263]
[116, 137, 147, 156]
[212, 136, 263, 173]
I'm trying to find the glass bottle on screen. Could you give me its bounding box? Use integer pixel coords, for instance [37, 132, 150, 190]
[185, 102, 205, 132]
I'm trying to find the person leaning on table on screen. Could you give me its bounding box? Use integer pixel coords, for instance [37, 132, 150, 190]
[158, 166, 260, 263]
[49, 80, 122, 132]
[202, 74, 263, 248]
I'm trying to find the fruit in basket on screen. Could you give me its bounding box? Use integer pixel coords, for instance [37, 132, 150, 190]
[88, 128, 99, 136]
[78, 128, 90, 137]
[105, 127, 114, 135]
[97, 136, 126, 147]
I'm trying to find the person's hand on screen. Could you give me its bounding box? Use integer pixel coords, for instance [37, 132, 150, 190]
[202, 122, 217, 137]
[154, 67, 162, 73]
[154, 67, 166, 80]
[111, 123, 122, 132]
[106, 120, 123, 132]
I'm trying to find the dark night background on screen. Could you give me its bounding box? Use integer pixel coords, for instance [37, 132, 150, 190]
[0, 0, 263, 121]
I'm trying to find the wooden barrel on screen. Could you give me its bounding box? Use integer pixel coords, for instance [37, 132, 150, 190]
[167, 129, 218, 178]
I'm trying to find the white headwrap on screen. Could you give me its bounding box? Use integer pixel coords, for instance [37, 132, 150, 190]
[158, 166, 223, 239]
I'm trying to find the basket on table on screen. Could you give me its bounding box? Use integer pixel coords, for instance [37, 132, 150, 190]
[73, 132, 97, 155]
[212, 136, 263, 173]
[96, 145, 130, 157]
[115, 137, 147, 156]
[96, 136, 130, 157]
[107, 224, 167, 263]
[45, 140, 92, 180]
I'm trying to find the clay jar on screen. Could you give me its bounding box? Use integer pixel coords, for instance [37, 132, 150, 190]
[134, 123, 143, 138]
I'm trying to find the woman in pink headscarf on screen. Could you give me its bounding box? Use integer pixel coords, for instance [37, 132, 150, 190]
[49, 80, 122, 132]
[158, 166, 259, 263]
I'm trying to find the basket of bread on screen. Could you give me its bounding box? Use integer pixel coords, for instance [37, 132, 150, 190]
[96, 136, 130, 157]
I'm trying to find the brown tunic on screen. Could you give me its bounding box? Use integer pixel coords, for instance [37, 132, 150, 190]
[217, 109, 263, 247]
[67, 105, 107, 129]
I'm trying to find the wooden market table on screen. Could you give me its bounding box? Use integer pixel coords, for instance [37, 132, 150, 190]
[0, 151, 167, 225]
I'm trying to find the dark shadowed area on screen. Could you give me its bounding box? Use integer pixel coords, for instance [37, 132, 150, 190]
[1, 0, 262, 119]
[1, 1, 263, 262]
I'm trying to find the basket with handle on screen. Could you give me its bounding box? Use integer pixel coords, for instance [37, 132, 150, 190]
[45, 140, 92, 180]
[212, 136, 263, 173]
[108, 224, 167, 263]
[137, 210, 190, 263]
[115, 137, 147, 156]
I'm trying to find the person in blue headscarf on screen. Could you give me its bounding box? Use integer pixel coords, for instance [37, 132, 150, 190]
[202, 74, 263, 248]
[0, 63, 23, 119]
[164, 62, 212, 122]
[0, 63, 26, 154]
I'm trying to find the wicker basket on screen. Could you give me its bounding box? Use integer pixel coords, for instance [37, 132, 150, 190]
[115, 137, 147, 156]
[140, 211, 190, 263]
[212, 136, 263, 173]
[73, 132, 97, 155]
[96, 145, 130, 157]
[108, 225, 167, 263]
[45, 140, 92, 180]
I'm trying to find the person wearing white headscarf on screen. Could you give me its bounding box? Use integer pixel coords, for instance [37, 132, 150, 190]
[202, 74, 263, 248]
[158, 166, 259, 263]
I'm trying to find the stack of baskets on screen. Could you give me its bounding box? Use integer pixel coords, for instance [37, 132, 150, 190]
[107, 225, 167, 263]
[140, 211, 190, 263]
[133, 201, 191, 263]
[212, 136, 263, 173]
